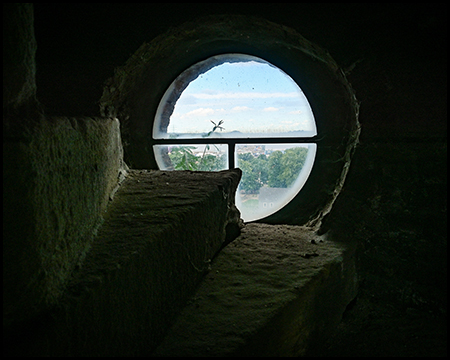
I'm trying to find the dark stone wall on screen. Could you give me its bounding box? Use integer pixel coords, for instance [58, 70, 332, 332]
[32, 2, 446, 308]
[3, 117, 126, 327]
[4, 3, 446, 355]
[3, 4, 126, 329]
[318, 7, 447, 318]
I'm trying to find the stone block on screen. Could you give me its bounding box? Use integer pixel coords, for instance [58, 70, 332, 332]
[15, 168, 242, 356]
[154, 223, 357, 357]
[3, 116, 125, 327]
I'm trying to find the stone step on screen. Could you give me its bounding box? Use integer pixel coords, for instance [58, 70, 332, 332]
[154, 223, 358, 357]
[20, 169, 242, 357]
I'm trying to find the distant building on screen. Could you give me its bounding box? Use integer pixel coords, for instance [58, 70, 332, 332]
[237, 145, 265, 156]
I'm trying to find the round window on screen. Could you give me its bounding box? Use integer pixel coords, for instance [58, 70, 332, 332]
[100, 15, 360, 227]
[153, 54, 318, 222]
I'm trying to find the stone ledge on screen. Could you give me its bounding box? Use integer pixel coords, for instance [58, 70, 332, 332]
[154, 223, 358, 357]
[11, 168, 242, 356]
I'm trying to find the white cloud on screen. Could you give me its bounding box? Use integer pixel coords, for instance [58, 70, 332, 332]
[191, 91, 299, 100]
[176, 94, 198, 106]
[181, 107, 215, 118]
[263, 107, 279, 112]
[232, 106, 252, 111]
[289, 110, 303, 114]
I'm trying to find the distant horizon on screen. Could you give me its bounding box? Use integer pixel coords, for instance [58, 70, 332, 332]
[157, 56, 317, 137]
[159, 143, 313, 155]
[158, 128, 317, 139]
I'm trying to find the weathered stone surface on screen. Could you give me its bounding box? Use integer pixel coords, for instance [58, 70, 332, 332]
[14, 168, 242, 356]
[3, 116, 125, 327]
[154, 223, 357, 357]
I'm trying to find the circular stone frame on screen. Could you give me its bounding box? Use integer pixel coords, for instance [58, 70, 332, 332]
[100, 15, 360, 226]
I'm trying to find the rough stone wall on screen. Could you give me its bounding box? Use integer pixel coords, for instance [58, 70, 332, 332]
[3, 4, 127, 328]
[4, 4, 446, 356]
[5, 169, 242, 357]
[3, 116, 126, 327]
[319, 48, 447, 317]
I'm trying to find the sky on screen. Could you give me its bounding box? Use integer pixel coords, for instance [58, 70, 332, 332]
[163, 57, 317, 137]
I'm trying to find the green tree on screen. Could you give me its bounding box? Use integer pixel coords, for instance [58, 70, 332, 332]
[198, 152, 226, 171]
[268, 150, 284, 187]
[268, 147, 308, 188]
[238, 159, 263, 193]
[254, 154, 269, 185]
[238, 152, 253, 162]
[279, 147, 307, 187]
[236, 153, 270, 193]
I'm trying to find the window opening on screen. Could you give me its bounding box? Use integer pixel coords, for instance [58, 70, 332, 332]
[235, 143, 316, 222]
[154, 143, 228, 171]
[153, 53, 318, 222]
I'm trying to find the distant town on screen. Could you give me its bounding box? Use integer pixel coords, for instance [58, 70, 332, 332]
[189, 144, 288, 158]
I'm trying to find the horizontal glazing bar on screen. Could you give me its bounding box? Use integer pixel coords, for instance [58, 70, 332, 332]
[151, 136, 320, 145]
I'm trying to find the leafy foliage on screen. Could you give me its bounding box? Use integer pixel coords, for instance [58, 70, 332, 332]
[268, 147, 308, 188]
[168, 120, 226, 171]
[238, 147, 308, 193]
[168, 145, 226, 171]
[165, 120, 308, 193]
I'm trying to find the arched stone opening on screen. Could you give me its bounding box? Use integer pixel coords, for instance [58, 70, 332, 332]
[100, 14, 360, 226]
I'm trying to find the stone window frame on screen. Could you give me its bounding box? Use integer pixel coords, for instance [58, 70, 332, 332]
[100, 14, 360, 227]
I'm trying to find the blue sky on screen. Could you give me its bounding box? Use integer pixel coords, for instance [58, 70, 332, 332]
[166, 58, 317, 137]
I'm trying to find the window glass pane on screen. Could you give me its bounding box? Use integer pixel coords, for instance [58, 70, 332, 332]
[153, 144, 228, 171]
[154, 54, 317, 139]
[235, 143, 317, 222]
